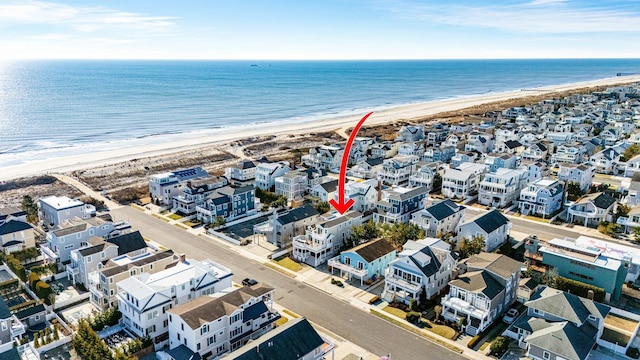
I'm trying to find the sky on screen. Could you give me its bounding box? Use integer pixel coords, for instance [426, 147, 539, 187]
[0, 0, 639, 60]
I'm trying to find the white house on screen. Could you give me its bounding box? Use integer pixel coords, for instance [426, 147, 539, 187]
[465, 133, 494, 153]
[224, 160, 257, 184]
[274, 170, 308, 200]
[172, 177, 229, 216]
[396, 125, 425, 142]
[255, 161, 291, 191]
[38, 195, 96, 228]
[557, 163, 594, 194]
[257, 204, 321, 248]
[456, 210, 511, 252]
[340, 179, 379, 213]
[522, 161, 548, 184]
[117, 256, 233, 349]
[441, 163, 487, 200]
[167, 283, 279, 357]
[348, 157, 384, 179]
[292, 211, 363, 267]
[410, 199, 465, 238]
[409, 162, 440, 191]
[590, 147, 622, 174]
[567, 192, 616, 228]
[301, 145, 342, 171]
[149, 167, 210, 206]
[520, 142, 549, 162]
[478, 168, 529, 208]
[382, 238, 458, 303]
[377, 155, 419, 186]
[550, 143, 586, 165]
[518, 179, 564, 218]
[624, 154, 640, 177]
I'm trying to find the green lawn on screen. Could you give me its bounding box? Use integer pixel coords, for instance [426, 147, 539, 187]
[383, 306, 407, 318]
[272, 256, 302, 272]
[382, 306, 457, 339]
[167, 213, 183, 220]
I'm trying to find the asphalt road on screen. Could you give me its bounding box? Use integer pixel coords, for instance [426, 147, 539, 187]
[111, 206, 466, 360]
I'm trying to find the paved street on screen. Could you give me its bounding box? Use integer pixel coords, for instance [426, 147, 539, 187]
[111, 206, 466, 360]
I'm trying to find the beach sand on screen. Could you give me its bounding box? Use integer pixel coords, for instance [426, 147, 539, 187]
[2, 74, 640, 182]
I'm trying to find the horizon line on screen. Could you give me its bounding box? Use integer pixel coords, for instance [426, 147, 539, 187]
[3, 57, 640, 62]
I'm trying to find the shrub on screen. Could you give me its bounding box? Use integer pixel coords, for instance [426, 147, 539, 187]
[490, 336, 509, 357]
[628, 347, 640, 359]
[368, 295, 380, 305]
[554, 276, 606, 302]
[35, 281, 53, 304]
[11, 248, 39, 262]
[29, 272, 41, 290]
[405, 311, 421, 324]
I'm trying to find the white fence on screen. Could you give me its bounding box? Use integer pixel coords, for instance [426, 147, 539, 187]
[208, 230, 241, 246]
[270, 247, 291, 260]
[53, 291, 90, 310]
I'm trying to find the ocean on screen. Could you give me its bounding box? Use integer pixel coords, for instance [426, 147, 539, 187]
[1, 59, 639, 168]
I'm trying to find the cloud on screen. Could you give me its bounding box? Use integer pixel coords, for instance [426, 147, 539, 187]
[375, 0, 640, 33]
[0, 0, 177, 34]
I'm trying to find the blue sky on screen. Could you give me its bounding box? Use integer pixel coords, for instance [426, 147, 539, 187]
[0, 0, 639, 59]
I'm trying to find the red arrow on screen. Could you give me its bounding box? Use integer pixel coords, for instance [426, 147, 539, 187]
[329, 112, 374, 214]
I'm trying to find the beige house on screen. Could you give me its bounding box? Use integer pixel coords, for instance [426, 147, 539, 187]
[0, 220, 36, 254]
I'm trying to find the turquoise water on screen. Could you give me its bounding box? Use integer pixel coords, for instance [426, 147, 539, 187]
[0, 59, 639, 166]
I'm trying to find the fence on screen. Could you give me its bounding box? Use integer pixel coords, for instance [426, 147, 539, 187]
[53, 292, 90, 310]
[208, 230, 241, 246]
[271, 247, 291, 260]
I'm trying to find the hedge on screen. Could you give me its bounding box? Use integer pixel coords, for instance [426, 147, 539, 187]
[11, 248, 38, 262]
[554, 276, 606, 302]
[35, 281, 53, 304]
[29, 272, 41, 290]
[467, 334, 481, 348]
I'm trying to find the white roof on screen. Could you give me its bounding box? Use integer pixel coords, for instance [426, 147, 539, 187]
[536, 179, 556, 187]
[40, 195, 83, 210]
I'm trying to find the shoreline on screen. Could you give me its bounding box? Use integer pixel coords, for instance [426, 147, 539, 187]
[3, 74, 640, 182]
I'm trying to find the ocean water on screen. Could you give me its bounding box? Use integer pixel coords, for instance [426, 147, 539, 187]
[1, 59, 639, 167]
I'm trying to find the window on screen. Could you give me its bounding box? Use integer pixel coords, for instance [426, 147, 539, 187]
[543, 351, 550, 360]
[101, 252, 106, 259]
[197, 343, 201, 351]
[64, 244, 74, 249]
[533, 308, 544, 316]
[86, 256, 92, 263]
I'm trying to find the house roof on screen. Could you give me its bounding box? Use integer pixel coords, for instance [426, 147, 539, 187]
[321, 211, 362, 229]
[504, 140, 522, 149]
[387, 186, 429, 202]
[525, 321, 598, 360]
[229, 318, 325, 360]
[106, 230, 148, 256]
[450, 270, 504, 299]
[78, 241, 110, 257]
[425, 199, 464, 221]
[232, 160, 256, 170]
[0, 295, 11, 319]
[471, 210, 509, 234]
[519, 277, 539, 291]
[319, 179, 340, 193]
[350, 238, 396, 263]
[0, 219, 33, 235]
[578, 192, 616, 209]
[15, 304, 46, 320]
[366, 157, 384, 166]
[525, 286, 611, 325]
[101, 250, 175, 278]
[0, 348, 21, 360]
[276, 205, 319, 226]
[166, 345, 202, 360]
[465, 252, 522, 280]
[169, 283, 274, 329]
[407, 246, 451, 277]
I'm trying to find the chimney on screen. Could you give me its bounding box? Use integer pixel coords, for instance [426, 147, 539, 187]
[179, 253, 186, 263]
[587, 289, 594, 300]
[377, 180, 382, 201]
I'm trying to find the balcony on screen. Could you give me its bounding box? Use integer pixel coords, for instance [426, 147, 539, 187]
[524, 251, 542, 262]
[292, 234, 330, 253]
[442, 295, 489, 321]
[568, 208, 598, 218]
[66, 263, 79, 277]
[11, 316, 26, 338]
[385, 274, 421, 293]
[327, 257, 367, 278]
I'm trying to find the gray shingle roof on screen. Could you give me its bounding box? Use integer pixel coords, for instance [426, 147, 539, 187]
[465, 252, 522, 280]
[425, 199, 464, 221]
[450, 270, 504, 299]
[0, 295, 11, 319]
[525, 286, 611, 325]
[472, 210, 509, 234]
[276, 205, 319, 226]
[350, 238, 396, 263]
[106, 231, 147, 256]
[525, 321, 598, 360]
[0, 219, 33, 235]
[578, 192, 616, 209]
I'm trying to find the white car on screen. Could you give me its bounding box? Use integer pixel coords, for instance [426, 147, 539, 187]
[503, 309, 519, 324]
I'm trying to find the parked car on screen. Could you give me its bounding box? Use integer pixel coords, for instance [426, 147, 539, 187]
[503, 308, 519, 324]
[242, 278, 258, 286]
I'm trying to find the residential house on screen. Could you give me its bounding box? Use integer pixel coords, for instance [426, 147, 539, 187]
[292, 211, 363, 267]
[301, 145, 342, 171]
[600, 127, 621, 146]
[348, 157, 383, 179]
[172, 177, 229, 216]
[522, 161, 549, 184]
[377, 155, 419, 186]
[456, 210, 511, 252]
[550, 143, 586, 165]
[382, 238, 458, 303]
[624, 154, 640, 177]
[91, 249, 177, 310]
[441, 253, 521, 335]
[518, 179, 564, 218]
[397, 142, 425, 157]
[478, 168, 529, 208]
[443, 134, 461, 150]
[167, 284, 279, 357]
[426, 125, 449, 146]
[0, 207, 26, 224]
[255, 161, 291, 191]
[149, 167, 210, 206]
[521, 142, 549, 162]
[396, 125, 425, 142]
[626, 172, 640, 206]
[557, 163, 595, 194]
[410, 199, 466, 237]
[441, 163, 487, 200]
[223, 317, 334, 360]
[617, 205, 640, 234]
[494, 140, 524, 155]
[340, 179, 379, 213]
[14, 304, 46, 330]
[465, 133, 494, 153]
[43, 216, 131, 263]
[310, 179, 340, 202]
[423, 146, 455, 163]
[567, 192, 616, 228]
[224, 160, 257, 184]
[67, 230, 148, 287]
[495, 129, 520, 144]
[451, 152, 478, 169]
[517, 278, 540, 303]
[369, 142, 398, 159]
[117, 257, 233, 349]
[258, 205, 320, 248]
[590, 147, 622, 174]
[373, 186, 429, 224]
[328, 238, 397, 286]
[196, 186, 257, 224]
[274, 170, 308, 200]
[0, 219, 35, 254]
[408, 162, 439, 191]
[38, 195, 96, 228]
[0, 295, 25, 348]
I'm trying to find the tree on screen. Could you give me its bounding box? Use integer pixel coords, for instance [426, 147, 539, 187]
[409, 299, 418, 312]
[273, 196, 287, 208]
[313, 201, 330, 214]
[431, 173, 442, 194]
[458, 235, 485, 259]
[382, 222, 425, 248]
[21, 195, 38, 224]
[350, 219, 380, 244]
[213, 216, 226, 228]
[566, 182, 582, 201]
[33, 333, 39, 348]
[617, 204, 632, 218]
[622, 144, 640, 162]
[490, 336, 509, 357]
[634, 227, 640, 244]
[434, 305, 443, 322]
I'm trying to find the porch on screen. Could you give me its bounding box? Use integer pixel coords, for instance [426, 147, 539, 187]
[441, 295, 491, 336]
[327, 257, 368, 286]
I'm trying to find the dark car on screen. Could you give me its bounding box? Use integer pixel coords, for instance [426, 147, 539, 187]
[242, 278, 258, 286]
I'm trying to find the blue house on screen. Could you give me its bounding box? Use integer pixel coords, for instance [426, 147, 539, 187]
[373, 186, 429, 224]
[196, 185, 257, 223]
[423, 146, 455, 163]
[328, 238, 397, 286]
[484, 153, 517, 172]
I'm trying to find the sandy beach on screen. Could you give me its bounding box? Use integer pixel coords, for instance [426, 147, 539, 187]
[2, 74, 640, 182]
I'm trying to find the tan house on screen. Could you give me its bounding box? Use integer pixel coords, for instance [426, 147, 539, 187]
[0, 220, 36, 254]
